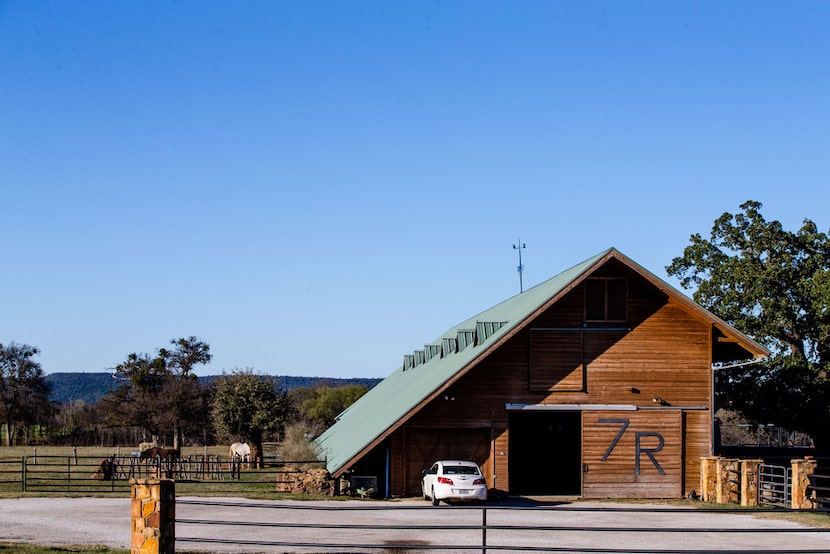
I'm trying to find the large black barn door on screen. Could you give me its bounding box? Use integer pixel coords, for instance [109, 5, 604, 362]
[509, 411, 581, 495]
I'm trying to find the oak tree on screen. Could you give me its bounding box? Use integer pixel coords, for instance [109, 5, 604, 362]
[667, 200, 830, 452]
[0, 342, 51, 446]
[298, 384, 368, 428]
[211, 368, 293, 467]
[107, 337, 211, 448]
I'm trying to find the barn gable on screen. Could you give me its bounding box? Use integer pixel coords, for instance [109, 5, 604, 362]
[313, 248, 769, 495]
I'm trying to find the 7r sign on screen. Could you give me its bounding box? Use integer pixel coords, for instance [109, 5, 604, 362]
[582, 410, 683, 498]
[599, 418, 666, 475]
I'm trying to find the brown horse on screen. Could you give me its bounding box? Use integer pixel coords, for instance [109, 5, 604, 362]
[91, 458, 115, 480]
[139, 447, 179, 460]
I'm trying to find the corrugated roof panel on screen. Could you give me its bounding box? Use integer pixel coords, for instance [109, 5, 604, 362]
[457, 329, 476, 351]
[425, 344, 442, 361]
[442, 337, 457, 357]
[476, 321, 488, 341]
[476, 321, 506, 342]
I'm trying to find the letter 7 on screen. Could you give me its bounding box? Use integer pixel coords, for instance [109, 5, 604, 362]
[599, 418, 629, 461]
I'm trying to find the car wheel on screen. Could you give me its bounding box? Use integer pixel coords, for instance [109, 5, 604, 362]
[431, 487, 439, 506]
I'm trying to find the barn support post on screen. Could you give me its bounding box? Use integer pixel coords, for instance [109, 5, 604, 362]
[131, 478, 175, 554]
[385, 442, 391, 499]
[790, 457, 818, 510]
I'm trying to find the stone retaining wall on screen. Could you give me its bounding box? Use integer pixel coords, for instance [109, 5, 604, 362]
[700, 456, 816, 509]
[274, 467, 337, 495]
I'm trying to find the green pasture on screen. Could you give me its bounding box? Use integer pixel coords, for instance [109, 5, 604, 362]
[0, 445, 329, 499]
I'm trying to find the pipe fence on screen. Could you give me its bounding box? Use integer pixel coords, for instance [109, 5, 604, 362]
[809, 471, 830, 509]
[0, 454, 324, 495]
[174, 499, 830, 553]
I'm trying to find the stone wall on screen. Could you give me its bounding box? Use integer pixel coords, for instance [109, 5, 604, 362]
[700, 456, 817, 509]
[275, 467, 336, 495]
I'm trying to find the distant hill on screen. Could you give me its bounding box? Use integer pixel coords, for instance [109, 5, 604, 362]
[45, 372, 382, 404]
[46, 373, 118, 404]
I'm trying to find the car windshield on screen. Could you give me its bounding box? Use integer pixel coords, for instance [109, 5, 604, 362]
[443, 465, 479, 475]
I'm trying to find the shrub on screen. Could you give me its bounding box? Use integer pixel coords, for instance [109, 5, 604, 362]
[280, 422, 324, 468]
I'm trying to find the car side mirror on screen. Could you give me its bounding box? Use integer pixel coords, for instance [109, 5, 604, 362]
[422, 469, 428, 475]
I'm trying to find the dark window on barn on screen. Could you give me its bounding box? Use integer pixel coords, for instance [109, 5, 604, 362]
[585, 278, 628, 322]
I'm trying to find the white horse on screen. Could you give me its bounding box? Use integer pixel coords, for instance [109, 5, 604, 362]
[229, 442, 251, 469]
[138, 436, 159, 453]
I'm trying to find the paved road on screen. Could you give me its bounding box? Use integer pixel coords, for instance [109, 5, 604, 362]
[0, 496, 828, 553]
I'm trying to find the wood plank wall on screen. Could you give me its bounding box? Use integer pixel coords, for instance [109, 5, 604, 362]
[583, 410, 682, 498]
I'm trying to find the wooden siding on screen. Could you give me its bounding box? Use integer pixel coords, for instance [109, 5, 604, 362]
[684, 410, 712, 492]
[529, 330, 584, 391]
[389, 260, 714, 498]
[583, 410, 682, 498]
[399, 428, 490, 496]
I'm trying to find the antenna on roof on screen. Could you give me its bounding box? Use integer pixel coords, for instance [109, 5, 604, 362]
[513, 238, 526, 293]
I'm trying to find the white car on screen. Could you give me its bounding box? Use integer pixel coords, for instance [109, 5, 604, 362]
[421, 460, 488, 505]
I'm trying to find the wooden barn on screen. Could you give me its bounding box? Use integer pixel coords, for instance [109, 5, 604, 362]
[314, 248, 769, 499]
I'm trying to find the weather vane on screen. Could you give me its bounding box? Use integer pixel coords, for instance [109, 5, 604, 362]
[513, 239, 526, 293]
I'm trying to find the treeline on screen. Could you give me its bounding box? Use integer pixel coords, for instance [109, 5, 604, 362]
[45, 372, 381, 404]
[1, 338, 379, 463]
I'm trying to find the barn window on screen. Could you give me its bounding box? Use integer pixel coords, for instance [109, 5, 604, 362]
[585, 278, 627, 322]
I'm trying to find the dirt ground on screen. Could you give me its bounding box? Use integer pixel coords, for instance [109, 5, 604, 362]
[0, 496, 828, 553]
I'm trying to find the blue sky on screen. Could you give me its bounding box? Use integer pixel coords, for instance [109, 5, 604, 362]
[2, 1, 828, 378]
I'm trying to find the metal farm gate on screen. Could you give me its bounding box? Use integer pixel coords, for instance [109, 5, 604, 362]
[758, 463, 791, 507]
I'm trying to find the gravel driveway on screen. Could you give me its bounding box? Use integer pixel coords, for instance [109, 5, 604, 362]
[0, 496, 827, 553]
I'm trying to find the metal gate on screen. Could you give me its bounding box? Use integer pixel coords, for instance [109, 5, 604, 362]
[758, 463, 790, 507]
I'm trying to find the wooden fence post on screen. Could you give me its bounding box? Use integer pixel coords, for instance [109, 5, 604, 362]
[131, 478, 175, 553]
[791, 457, 818, 510]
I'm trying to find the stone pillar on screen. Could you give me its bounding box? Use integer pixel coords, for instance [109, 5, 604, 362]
[131, 478, 175, 553]
[700, 457, 719, 502]
[716, 457, 740, 504]
[740, 459, 763, 507]
[791, 457, 818, 510]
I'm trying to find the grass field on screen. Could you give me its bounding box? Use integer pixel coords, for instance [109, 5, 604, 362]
[0, 445, 332, 552]
[0, 444, 330, 499]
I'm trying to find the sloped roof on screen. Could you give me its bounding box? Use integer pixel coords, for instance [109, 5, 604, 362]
[314, 247, 769, 476]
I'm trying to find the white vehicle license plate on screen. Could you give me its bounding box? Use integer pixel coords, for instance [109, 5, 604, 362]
[453, 489, 473, 495]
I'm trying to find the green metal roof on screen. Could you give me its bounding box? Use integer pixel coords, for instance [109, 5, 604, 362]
[313, 247, 769, 476]
[313, 248, 613, 476]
